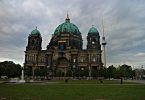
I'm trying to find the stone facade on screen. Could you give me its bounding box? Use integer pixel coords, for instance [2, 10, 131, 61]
[24, 16, 103, 76]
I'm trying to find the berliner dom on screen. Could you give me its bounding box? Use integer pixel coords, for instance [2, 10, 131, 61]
[24, 14, 103, 78]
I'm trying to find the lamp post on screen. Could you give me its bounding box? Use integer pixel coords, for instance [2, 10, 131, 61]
[47, 65, 50, 79]
[141, 65, 144, 80]
[32, 62, 36, 80]
[88, 54, 91, 80]
[81, 67, 84, 79]
[72, 65, 76, 78]
[72, 58, 76, 78]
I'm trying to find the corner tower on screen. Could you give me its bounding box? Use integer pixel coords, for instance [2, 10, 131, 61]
[24, 27, 43, 73]
[87, 26, 102, 73]
[87, 26, 101, 50]
[26, 27, 42, 51]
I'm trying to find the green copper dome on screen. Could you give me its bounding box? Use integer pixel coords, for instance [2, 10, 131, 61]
[31, 27, 40, 35]
[88, 26, 99, 33]
[54, 16, 81, 35]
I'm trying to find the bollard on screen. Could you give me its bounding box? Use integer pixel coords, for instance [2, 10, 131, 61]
[121, 77, 123, 84]
[65, 79, 68, 83]
[99, 79, 103, 84]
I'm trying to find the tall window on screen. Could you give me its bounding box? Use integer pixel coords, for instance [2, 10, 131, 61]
[32, 40, 35, 45]
[59, 43, 66, 51]
[92, 55, 96, 62]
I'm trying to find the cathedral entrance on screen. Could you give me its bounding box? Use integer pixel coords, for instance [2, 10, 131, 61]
[57, 57, 68, 68]
[56, 57, 68, 76]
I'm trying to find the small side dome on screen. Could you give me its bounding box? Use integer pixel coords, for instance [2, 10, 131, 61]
[88, 26, 99, 34]
[31, 27, 41, 35]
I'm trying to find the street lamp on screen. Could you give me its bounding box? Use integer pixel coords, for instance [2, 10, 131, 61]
[141, 65, 144, 80]
[72, 65, 76, 78]
[72, 58, 76, 78]
[32, 62, 35, 80]
[81, 67, 84, 78]
[47, 65, 52, 79]
[88, 54, 91, 80]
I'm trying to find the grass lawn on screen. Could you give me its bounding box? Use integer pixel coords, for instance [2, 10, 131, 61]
[0, 80, 145, 100]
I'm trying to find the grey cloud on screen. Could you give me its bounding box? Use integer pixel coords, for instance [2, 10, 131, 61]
[0, 0, 145, 67]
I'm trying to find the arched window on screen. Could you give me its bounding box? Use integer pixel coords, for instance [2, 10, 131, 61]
[32, 40, 35, 45]
[80, 56, 86, 62]
[92, 55, 96, 62]
[92, 38, 96, 44]
[59, 43, 66, 51]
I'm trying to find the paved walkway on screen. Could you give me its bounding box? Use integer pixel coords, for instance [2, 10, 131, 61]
[124, 80, 145, 84]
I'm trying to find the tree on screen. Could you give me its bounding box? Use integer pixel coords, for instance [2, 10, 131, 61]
[24, 67, 32, 77]
[84, 69, 89, 77]
[0, 61, 21, 78]
[113, 64, 133, 79]
[34, 68, 40, 77]
[73, 68, 79, 78]
[103, 67, 108, 78]
[99, 67, 105, 77]
[39, 67, 48, 77]
[0, 64, 4, 78]
[66, 69, 72, 77]
[107, 65, 116, 79]
[119, 64, 132, 78]
[56, 70, 62, 77]
[91, 69, 97, 78]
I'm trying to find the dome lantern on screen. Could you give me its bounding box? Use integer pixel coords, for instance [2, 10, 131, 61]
[65, 13, 70, 22]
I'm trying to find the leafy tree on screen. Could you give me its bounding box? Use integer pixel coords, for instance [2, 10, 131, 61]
[91, 69, 97, 78]
[39, 67, 48, 77]
[0, 61, 21, 78]
[56, 70, 62, 77]
[99, 67, 105, 77]
[66, 69, 72, 77]
[107, 65, 116, 79]
[84, 69, 89, 77]
[119, 64, 132, 78]
[24, 67, 32, 77]
[131, 69, 135, 79]
[103, 67, 108, 78]
[34, 68, 40, 76]
[0, 65, 4, 78]
[73, 68, 79, 78]
[80, 68, 85, 77]
[112, 64, 133, 79]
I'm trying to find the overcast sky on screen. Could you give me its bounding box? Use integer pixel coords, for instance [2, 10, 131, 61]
[0, 0, 145, 69]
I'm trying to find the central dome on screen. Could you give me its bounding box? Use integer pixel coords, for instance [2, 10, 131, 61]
[54, 15, 81, 35]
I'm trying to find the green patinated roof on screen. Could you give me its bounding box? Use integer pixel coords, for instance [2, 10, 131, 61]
[31, 28, 41, 35]
[54, 17, 81, 35]
[88, 26, 99, 33]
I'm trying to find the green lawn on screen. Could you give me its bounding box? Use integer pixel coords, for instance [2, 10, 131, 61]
[0, 80, 145, 100]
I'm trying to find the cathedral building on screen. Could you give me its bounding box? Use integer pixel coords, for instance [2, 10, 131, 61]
[24, 15, 103, 76]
